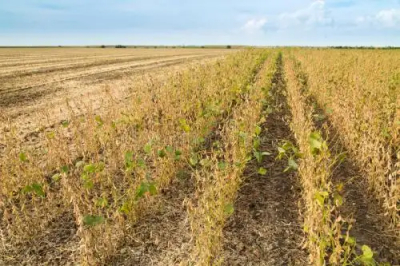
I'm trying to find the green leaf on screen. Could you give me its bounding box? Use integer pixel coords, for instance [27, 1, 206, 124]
[165, 145, 174, 153]
[309, 138, 322, 150]
[46, 131, 55, 139]
[361, 245, 374, 259]
[95, 115, 104, 127]
[189, 154, 198, 166]
[23, 183, 45, 198]
[60, 165, 69, 174]
[179, 119, 191, 132]
[84, 180, 94, 189]
[22, 185, 33, 194]
[277, 147, 286, 159]
[224, 203, 234, 216]
[61, 120, 69, 128]
[253, 138, 261, 150]
[19, 152, 28, 162]
[288, 158, 298, 169]
[336, 182, 344, 193]
[136, 182, 148, 199]
[333, 193, 343, 207]
[124, 151, 134, 167]
[314, 191, 329, 207]
[119, 202, 131, 215]
[83, 164, 96, 173]
[182, 124, 191, 133]
[144, 142, 152, 154]
[96, 197, 108, 208]
[258, 167, 267, 175]
[157, 149, 167, 158]
[148, 183, 157, 196]
[261, 99, 269, 107]
[358, 245, 375, 266]
[52, 173, 61, 182]
[277, 147, 285, 154]
[282, 141, 294, 151]
[194, 137, 205, 145]
[32, 183, 45, 197]
[81, 173, 89, 181]
[135, 182, 157, 199]
[137, 158, 146, 168]
[253, 150, 263, 163]
[174, 150, 182, 161]
[255, 126, 262, 136]
[309, 132, 324, 155]
[218, 161, 227, 170]
[83, 215, 105, 227]
[346, 236, 356, 245]
[284, 158, 298, 172]
[96, 162, 105, 172]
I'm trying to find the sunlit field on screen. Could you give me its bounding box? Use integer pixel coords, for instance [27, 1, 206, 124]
[0, 47, 399, 265]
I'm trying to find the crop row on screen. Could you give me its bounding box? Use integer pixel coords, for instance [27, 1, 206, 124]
[0, 49, 269, 265]
[292, 49, 399, 238]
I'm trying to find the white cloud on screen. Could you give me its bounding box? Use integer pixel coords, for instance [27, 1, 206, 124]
[356, 9, 400, 28]
[241, 18, 268, 33]
[278, 0, 334, 29]
[239, 1, 334, 33]
[376, 9, 400, 27]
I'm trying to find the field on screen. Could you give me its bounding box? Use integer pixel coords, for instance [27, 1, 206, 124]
[0, 48, 231, 148]
[0, 48, 399, 265]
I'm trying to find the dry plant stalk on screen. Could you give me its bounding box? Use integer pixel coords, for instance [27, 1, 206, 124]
[293, 49, 399, 236]
[285, 55, 355, 265]
[0, 49, 268, 265]
[186, 51, 277, 265]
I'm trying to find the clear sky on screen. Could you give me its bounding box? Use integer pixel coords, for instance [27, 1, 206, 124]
[1, 0, 399, 46]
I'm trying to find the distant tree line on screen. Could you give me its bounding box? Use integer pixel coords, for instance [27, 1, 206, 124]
[330, 46, 400, 50]
[98, 45, 234, 49]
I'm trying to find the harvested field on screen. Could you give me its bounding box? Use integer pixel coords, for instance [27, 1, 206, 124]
[0, 48, 399, 266]
[0, 48, 231, 148]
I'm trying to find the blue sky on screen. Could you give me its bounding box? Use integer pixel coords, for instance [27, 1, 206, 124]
[1, 0, 399, 46]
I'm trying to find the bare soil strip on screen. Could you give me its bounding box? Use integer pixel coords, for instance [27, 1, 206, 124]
[222, 54, 308, 266]
[0, 53, 206, 79]
[0, 52, 207, 75]
[0, 53, 140, 68]
[0, 54, 211, 94]
[0, 48, 226, 62]
[0, 55, 213, 107]
[0, 55, 221, 152]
